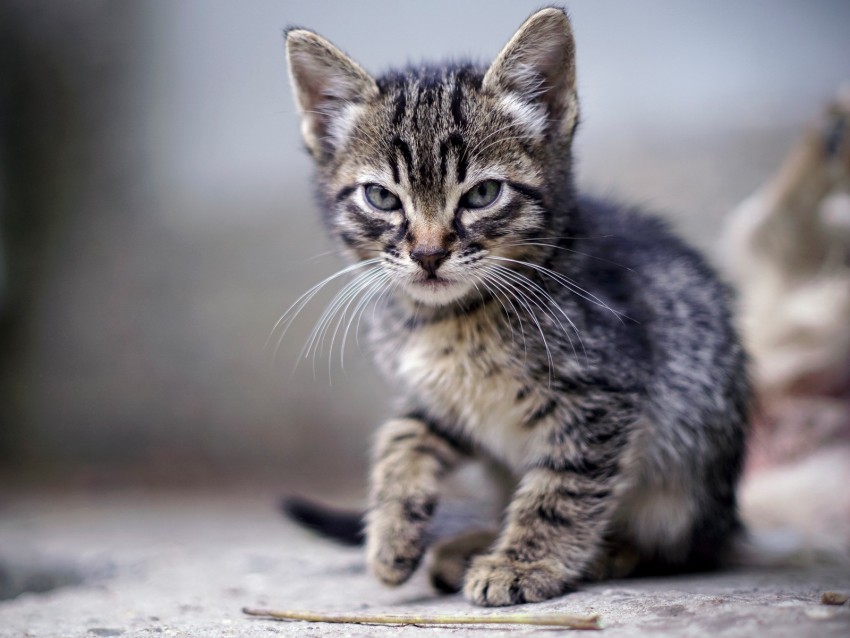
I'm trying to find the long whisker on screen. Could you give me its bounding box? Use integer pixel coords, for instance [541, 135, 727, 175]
[316, 270, 387, 378]
[326, 269, 388, 378]
[370, 272, 399, 326]
[357, 276, 399, 353]
[318, 269, 387, 380]
[496, 241, 633, 272]
[471, 272, 516, 347]
[485, 263, 585, 363]
[484, 263, 578, 362]
[499, 234, 614, 243]
[480, 264, 554, 385]
[500, 274, 554, 386]
[300, 273, 370, 376]
[479, 269, 529, 359]
[301, 246, 385, 264]
[268, 258, 383, 361]
[487, 256, 630, 325]
[468, 272, 524, 352]
[339, 272, 392, 369]
[299, 267, 383, 378]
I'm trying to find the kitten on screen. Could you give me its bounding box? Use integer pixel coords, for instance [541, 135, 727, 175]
[283, 7, 750, 606]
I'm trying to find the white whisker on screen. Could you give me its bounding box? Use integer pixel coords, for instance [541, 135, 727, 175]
[299, 267, 383, 379]
[471, 272, 516, 346]
[497, 241, 633, 272]
[487, 255, 630, 325]
[477, 270, 528, 357]
[268, 258, 383, 362]
[480, 264, 554, 385]
[321, 269, 387, 380]
[339, 272, 392, 368]
[486, 263, 585, 364]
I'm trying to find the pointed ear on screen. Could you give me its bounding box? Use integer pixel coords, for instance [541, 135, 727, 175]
[483, 8, 579, 136]
[285, 28, 379, 156]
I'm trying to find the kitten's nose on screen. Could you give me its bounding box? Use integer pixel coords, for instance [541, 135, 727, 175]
[410, 247, 449, 277]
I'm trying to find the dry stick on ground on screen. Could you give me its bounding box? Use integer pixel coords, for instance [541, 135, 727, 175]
[243, 607, 602, 630]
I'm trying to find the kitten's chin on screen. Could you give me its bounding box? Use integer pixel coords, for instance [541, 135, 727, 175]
[403, 278, 473, 306]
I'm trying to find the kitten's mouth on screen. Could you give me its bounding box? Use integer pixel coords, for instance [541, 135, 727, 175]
[405, 274, 470, 305]
[415, 275, 454, 288]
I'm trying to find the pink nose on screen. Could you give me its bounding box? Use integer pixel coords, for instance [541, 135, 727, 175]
[410, 247, 449, 276]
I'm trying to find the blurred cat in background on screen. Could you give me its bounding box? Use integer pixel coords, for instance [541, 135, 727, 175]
[723, 91, 850, 557]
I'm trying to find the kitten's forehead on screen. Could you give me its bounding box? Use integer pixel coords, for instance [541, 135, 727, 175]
[340, 64, 536, 197]
[379, 65, 484, 132]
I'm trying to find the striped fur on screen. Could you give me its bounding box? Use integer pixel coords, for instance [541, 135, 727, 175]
[285, 7, 751, 606]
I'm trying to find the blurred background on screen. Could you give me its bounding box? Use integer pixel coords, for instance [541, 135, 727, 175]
[1, 0, 849, 493]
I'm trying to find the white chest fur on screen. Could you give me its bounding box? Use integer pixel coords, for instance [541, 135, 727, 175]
[396, 319, 545, 469]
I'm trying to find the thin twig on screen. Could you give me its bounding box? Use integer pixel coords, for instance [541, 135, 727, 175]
[242, 606, 602, 629]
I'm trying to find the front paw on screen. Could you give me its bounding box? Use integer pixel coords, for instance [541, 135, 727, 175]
[366, 499, 433, 586]
[463, 552, 574, 606]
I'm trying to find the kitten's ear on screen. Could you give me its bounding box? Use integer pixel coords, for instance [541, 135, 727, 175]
[285, 28, 379, 156]
[483, 8, 579, 136]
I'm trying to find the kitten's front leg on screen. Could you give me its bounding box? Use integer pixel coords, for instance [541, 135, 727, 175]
[367, 415, 465, 586]
[464, 465, 618, 606]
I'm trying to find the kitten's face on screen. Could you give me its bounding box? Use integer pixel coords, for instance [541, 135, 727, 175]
[287, 9, 579, 306]
[321, 71, 554, 305]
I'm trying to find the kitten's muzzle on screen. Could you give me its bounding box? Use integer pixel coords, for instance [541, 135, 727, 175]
[410, 247, 450, 278]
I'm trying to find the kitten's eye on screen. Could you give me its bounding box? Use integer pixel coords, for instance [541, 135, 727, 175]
[460, 180, 502, 209]
[364, 184, 402, 211]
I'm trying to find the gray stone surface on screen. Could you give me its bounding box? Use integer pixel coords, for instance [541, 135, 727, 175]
[1, 490, 848, 637]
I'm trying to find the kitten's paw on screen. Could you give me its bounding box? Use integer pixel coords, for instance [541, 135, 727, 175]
[365, 499, 433, 586]
[429, 530, 497, 594]
[463, 553, 574, 606]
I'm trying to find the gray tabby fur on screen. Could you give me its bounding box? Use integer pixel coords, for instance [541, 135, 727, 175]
[283, 7, 751, 606]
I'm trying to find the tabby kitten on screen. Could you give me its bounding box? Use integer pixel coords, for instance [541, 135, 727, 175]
[283, 7, 750, 606]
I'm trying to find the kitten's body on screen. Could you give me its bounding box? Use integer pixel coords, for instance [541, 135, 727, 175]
[284, 8, 750, 605]
[373, 195, 747, 572]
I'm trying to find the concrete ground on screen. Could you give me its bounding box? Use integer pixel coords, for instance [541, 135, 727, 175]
[0, 489, 848, 637]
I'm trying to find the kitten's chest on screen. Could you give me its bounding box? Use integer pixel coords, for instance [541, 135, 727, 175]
[394, 319, 543, 467]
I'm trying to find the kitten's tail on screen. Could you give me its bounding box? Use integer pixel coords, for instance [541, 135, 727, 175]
[282, 494, 495, 546]
[281, 496, 365, 546]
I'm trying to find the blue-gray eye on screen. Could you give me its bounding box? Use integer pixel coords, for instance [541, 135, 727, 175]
[364, 184, 401, 211]
[461, 180, 502, 209]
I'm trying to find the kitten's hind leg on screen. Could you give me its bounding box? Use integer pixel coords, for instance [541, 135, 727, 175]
[366, 415, 466, 586]
[583, 535, 641, 581]
[428, 529, 498, 594]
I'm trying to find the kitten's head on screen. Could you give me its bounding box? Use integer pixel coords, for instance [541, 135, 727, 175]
[286, 8, 579, 306]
